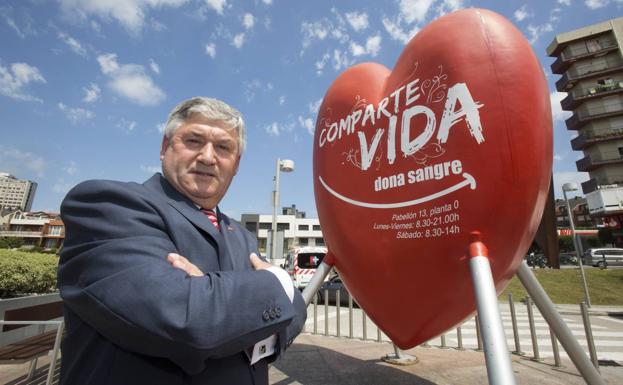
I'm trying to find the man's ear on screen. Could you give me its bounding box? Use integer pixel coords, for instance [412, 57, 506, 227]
[160, 136, 169, 160]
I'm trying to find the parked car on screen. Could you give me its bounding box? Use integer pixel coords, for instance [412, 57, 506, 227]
[583, 248, 623, 268]
[317, 274, 359, 307]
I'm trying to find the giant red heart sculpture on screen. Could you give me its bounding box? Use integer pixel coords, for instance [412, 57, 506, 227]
[313, 8, 552, 348]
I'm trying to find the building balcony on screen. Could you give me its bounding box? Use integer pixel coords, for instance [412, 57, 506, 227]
[571, 128, 623, 150]
[550, 40, 619, 74]
[566, 105, 623, 131]
[576, 152, 623, 172]
[561, 81, 623, 110]
[581, 173, 623, 194]
[555, 58, 623, 92]
[0, 230, 43, 238]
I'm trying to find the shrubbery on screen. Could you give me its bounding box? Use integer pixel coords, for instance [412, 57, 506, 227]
[0, 249, 58, 298]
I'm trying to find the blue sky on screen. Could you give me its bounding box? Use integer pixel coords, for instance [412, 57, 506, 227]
[1, 0, 622, 219]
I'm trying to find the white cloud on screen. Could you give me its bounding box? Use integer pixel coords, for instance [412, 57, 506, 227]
[553, 154, 563, 161]
[527, 23, 553, 44]
[157, 122, 166, 133]
[265, 122, 281, 136]
[585, 0, 608, 9]
[553, 171, 589, 198]
[279, 95, 286, 105]
[64, 161, 78, 175]
[58, 32, 87, 57]
[0, 61, 46, 102]
[298, 116, 315, 135]
[116, 118, 137, 132]
[399, 0, 435, 24]
[514, 5, 531, 22]
[205, 42, 216, 58]
[332, 49, 351, 71]
[350, 42, 365, 57]
[558, 0, 571, 5]
[58, 0, 189, 34]
[149, 58, 160, 74]
[262, 0, 272, 4]
[301, 20, 330, 48]
[83, 83, 101, 103]
[141, 165, 161, 173]
[309, 98, 322, 114]
[382, 16, 419, 44]
[345, 12, 368, 31]
[243, 13, 255, 30]
[205, 0, 228, 14]
[366, 35, 381, 56]
[58, 102, 95, 123]
[550, 91, 572, 122]
[243, 79, 271, 102]
[315, 53, 330, 75]
[0, 146, 46, 177]
[97, 53, 165, 106]
[0, 8, 37, 39]
[232, 33, 245, 48]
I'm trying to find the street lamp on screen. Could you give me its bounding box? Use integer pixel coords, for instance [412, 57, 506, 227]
[271, 158, 294, 264]
[562, 182, 591, 307]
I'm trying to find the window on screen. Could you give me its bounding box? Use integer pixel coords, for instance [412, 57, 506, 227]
[298, 224, 309, 231]
[297, 252, 325, 268]
[299, 237, 308, 246]
[259, 223, 272, 230]
[277, 223, 290, 231]
[313, 225, 321, 231]
[244, 222, 257, 233]
[48, 226, 63, 236]
[316, 237, 325, 246]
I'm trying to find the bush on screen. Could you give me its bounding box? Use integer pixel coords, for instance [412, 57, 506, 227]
[0, 249, 58, 298]
[0, 237, 24, 249]
[558, 236, 574, 252]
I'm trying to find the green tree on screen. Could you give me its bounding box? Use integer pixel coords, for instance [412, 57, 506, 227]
[0, 237, 24, 249]
[598, 228, 614, 246]
[558, 235, 574, 252]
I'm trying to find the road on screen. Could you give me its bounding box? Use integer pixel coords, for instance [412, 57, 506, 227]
[304, 301, 623, 364]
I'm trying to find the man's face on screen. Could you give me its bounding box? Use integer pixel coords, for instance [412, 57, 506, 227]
[160, 113, 241, 209]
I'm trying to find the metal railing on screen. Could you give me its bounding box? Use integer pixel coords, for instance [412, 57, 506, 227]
[305, 290, 602, 369]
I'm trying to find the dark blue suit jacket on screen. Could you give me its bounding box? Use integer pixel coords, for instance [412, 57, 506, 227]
[57, 173, 306, 385]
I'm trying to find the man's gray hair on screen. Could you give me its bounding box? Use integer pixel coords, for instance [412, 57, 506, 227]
[163, 97, 246, 153]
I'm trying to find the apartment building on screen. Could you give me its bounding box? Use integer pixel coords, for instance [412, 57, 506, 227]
[0, 211, 65, 249]
[240, 205, 324, 260]
[0, 173, 37, 213]
[548, 17, 623, 244]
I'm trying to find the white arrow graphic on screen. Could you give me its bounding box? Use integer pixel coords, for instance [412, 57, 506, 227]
[318, 172, 476, 209]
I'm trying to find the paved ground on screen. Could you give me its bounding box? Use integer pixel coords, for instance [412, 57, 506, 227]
[270, 334, 623, 385]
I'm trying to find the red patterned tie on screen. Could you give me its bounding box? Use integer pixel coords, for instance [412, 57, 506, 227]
[201, 208, 220, 231]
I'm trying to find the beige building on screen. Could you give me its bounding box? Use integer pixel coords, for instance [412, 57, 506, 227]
[0, 173, 37, 213]
[0, 210, 64, 249]
[548, 17, 623, 217]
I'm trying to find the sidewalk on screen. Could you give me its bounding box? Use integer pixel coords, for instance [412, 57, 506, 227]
[554, 303, 623, 317]
[271, 333, 623, 385]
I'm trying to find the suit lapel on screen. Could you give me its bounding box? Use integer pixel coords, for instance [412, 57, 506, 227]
[144, 173, 234, 271]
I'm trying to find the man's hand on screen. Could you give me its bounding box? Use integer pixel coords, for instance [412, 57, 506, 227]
[167, 253, 204, 277]
[250, 253, 271, 270]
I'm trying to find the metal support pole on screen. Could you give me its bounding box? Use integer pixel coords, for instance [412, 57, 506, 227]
[457, 326, 464, 350]
[549, 326, 561, 367]
[348, 294, 353, 339]
[508, 293, 522, 354]
[580, 302, 600, 371]
[324, 289, 329, 336]
[526, 296, 541, 361]
[46, 322, 64, 385]
[302, 262, 333, 306]
[336, 290, 341, 337]
[313, 292, 318, 334]
[362, 311, 367, 340]
[475, 315, 483, 351]
[377, 325, 382, 342]
[270, 158, 281, 263]
[440, 333, 448, 349]
[468, 234, 516, 385]
[563, 187, 591, 307]
[517, 262, 605, 385]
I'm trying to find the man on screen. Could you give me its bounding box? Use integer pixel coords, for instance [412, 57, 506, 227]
[57, 97, 306, 385]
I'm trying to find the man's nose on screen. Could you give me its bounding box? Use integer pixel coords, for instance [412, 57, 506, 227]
[197, 143, 217, 164]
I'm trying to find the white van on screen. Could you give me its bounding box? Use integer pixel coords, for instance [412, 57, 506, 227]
[283, 246, 328, 289]
[583, 248, 623, 268]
